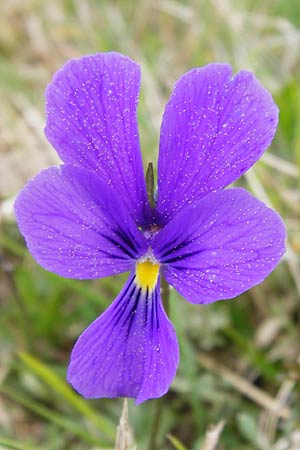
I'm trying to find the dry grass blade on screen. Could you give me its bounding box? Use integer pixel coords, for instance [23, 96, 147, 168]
[262, 153, 299, 178]
[115, 399, 134, 450]
[198, 351, 291, 419]
[258, 377, 297, 448]
[0, 94, 57, 198]
[0, 196, 16, 222]
[200, 421, 225, 450]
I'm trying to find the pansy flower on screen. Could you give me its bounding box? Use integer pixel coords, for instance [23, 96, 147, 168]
[15, 52, 285, 404]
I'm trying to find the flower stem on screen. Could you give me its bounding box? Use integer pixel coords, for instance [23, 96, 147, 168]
[147, 397, 164, 450]
[146, 162, 155, 209]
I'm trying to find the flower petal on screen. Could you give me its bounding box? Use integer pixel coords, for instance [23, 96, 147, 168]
[45, 52, 149, 225]
[152, 188, 285, 303]
[15, 165, 148, 279]
[156, 64, 278, 223]
[67, 272, 179, 403]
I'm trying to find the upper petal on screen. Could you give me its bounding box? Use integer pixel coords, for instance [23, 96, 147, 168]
[156, 63, 278, 223]
[45, 52, 149, 226]
[14, 165, 148, 279]
[152, 188, 285, 303]
[67, 272, 179, 404]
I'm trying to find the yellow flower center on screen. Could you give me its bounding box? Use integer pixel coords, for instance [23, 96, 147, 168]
[135, 261, 160, 293]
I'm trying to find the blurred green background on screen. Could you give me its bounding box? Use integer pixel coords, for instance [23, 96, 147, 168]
[0, 1, 299, 449]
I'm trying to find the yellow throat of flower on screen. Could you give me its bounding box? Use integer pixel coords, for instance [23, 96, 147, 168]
[135, 261, 160, 293]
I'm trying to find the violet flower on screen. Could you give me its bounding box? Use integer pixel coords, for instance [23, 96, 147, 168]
[15, 52, 285, 404]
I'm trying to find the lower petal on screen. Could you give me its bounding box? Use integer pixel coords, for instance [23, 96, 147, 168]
[67, 272, 179, 404]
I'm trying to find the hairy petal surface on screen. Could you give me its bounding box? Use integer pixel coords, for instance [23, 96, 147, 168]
[152, 188, 285, 303]
[156, 63, 278, 223]
[45, 52, 149, 225]
[67, 273, 179, 404]
[15, 165, 148, 279]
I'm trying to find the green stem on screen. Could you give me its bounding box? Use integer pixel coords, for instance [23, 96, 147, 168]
[147, 397, 164, 450]
[146, 162, 156, 209]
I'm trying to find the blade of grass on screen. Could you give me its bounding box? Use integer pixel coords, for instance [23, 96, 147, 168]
[0, 438, 39, 450]
[0, 385, 107, 447]
[18, 352, 116, 439]
[166, 434, 188, 450]
[201, 421, 225, 450]
[197, 351, 290, 419]
[223, 326, 279, 381]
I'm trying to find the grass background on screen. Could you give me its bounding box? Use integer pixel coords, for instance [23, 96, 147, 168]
[0, 0, 299, 449]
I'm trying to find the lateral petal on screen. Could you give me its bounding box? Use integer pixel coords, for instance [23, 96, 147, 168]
[156, 64, 278, 223]
[45, 52, 150, 225]
[152, 188, 285, 303]
[15, 165, 147, 279]
[67, 272, 179, 403]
